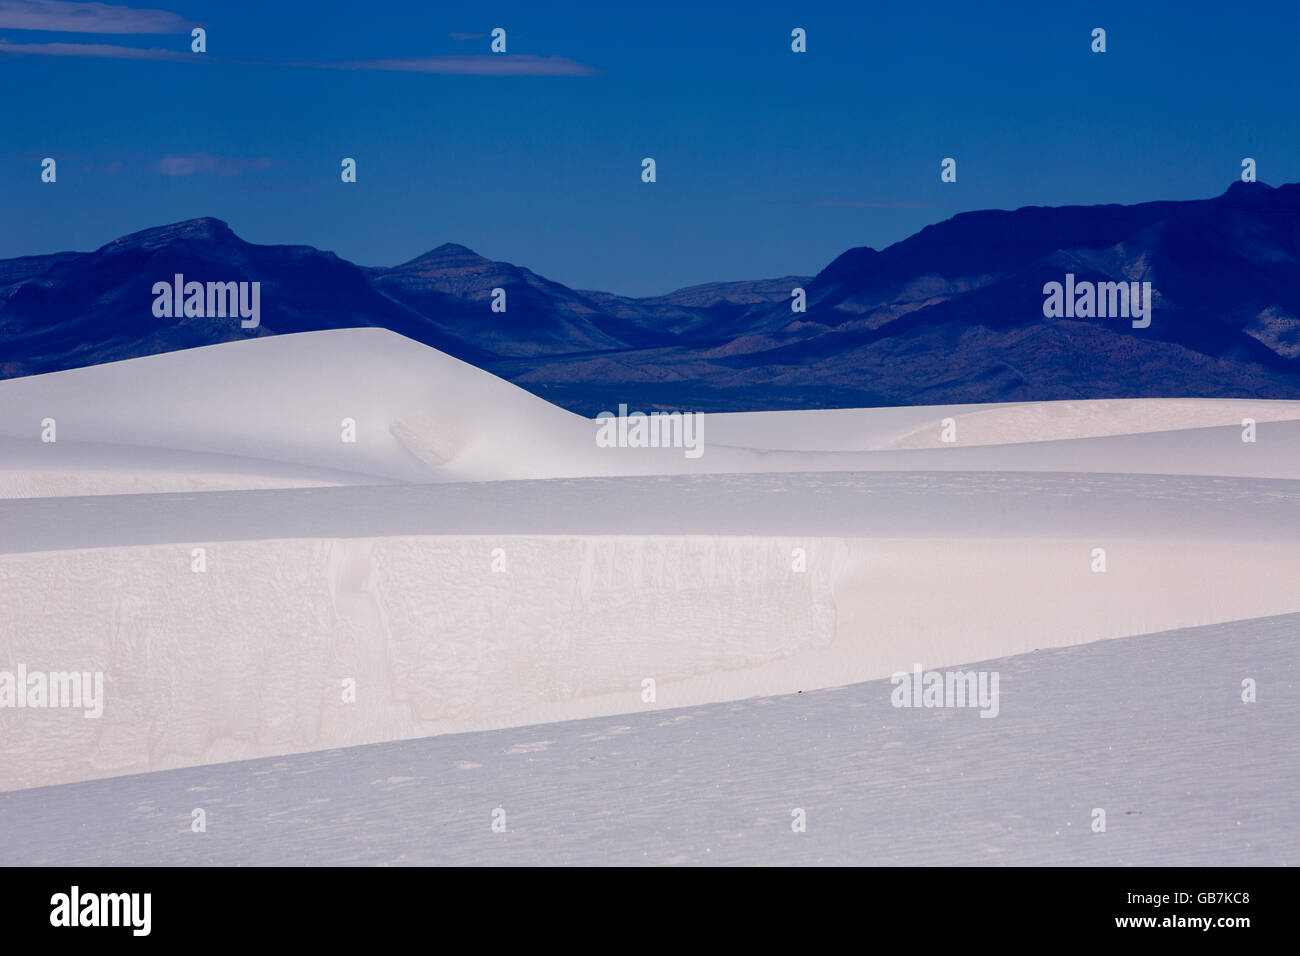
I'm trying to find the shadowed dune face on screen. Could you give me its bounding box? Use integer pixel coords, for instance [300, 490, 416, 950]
[3, 528, 1298, 792]
[1, 612, 1296, 865]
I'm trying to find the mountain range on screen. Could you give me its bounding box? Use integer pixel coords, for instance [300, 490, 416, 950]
[4, 180, 1300, 413]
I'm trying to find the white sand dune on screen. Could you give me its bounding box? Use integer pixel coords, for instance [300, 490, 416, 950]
[2, 472, 1298, 790]
[0, 329, 600, 488]
[3, 329, 1300, 497]
[6, 527, 1296, 792]
[1, 329, 1297, 794]
[707, 398, 1300, 450]
[3, 613, 1293, 866]
[0, 436, 394, 498]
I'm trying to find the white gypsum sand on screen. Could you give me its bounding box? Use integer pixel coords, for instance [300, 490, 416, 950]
[0, 329, 1296, 793]
[1, 528, 1297, 791]
[2, 329, 1300, 496]
[1, 612, 1294, 866]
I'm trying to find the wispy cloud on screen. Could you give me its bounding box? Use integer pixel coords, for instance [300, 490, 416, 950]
[0, 37, 192, 58]
[303, 54, 600, 77]
[805, 198, 935, 209]
[0, 0, 193, 34]
[150, 153, 272, 177]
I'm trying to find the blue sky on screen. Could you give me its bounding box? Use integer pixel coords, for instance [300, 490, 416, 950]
[2, 0, 1298, 295]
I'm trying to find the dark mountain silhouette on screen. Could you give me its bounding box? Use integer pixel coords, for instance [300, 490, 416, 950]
[3, 182, 1299, 413]
[0, 218, 492, 378]
[502, 180, 1300, 410]
[365, 243, 675, 356]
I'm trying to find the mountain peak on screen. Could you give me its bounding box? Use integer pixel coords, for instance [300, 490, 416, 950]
[1221, 179, 1274, 200]
[391, 242, 493, 272]
[814, 245, 879, 285]
[101, 217, 239, 253]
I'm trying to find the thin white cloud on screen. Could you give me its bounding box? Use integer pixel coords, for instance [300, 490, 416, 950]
[762, 198, 936, 210]
[309, 54, 600, 77]
[0, 0, 193, 34]
[807, 198, 934, 209]
[0, 37, 191, 58]
[0, 24, 598, 76]
[151, 153, 272, 177]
